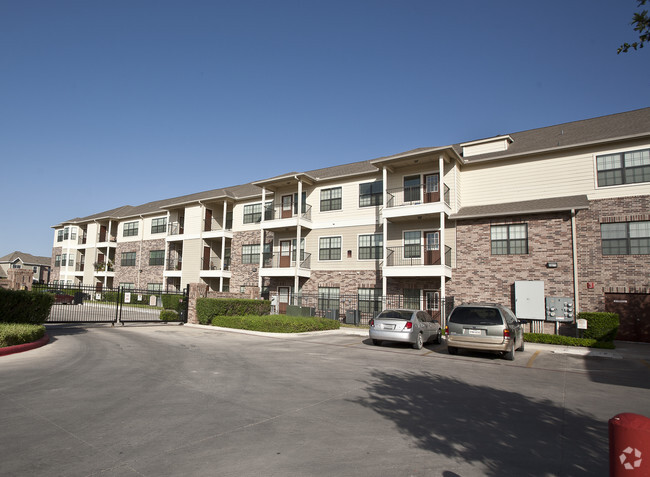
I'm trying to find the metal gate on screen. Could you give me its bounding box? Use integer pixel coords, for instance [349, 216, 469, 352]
[36, 284, 188, 325]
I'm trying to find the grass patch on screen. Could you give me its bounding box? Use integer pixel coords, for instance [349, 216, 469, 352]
[524, 333, 615, 349]
[211, 314, 340, 333]
[0, 323, 46, 348]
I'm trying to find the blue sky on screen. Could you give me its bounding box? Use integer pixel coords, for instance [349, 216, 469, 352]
[1, 0, 648, 257]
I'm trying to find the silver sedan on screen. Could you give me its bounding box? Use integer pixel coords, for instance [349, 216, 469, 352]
[369, 309, 442, 349]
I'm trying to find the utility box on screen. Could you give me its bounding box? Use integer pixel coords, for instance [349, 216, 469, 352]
[545, 297, 574, 322]
[514, 280, 545, 320]
[345, 309, 360, 325]
[325, 309, 339, 320]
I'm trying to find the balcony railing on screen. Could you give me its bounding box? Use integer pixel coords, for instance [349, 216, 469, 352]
[385, 246, 452, 267]
[94, 261, 114, 272]
[75, 263, 85, 272]
[266, 202, 312, 222]
[204, 217, 233, 232]
[78, 235, 87, 245]
[166, 258, 182, 271]
[262, 252, 311, 269]
[201, 257, 231, 271]
[168, 223, 184, 236]
[386, 184, 450, 208]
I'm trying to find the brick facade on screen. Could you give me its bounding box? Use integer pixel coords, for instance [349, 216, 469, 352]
[229, 230, 273, 292]
[50, 247, 62, 282]
[114, 239, 166, 289]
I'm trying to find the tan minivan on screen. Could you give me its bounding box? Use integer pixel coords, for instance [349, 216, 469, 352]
[445, 303, 525, 360]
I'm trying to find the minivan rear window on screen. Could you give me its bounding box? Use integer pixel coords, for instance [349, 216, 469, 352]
[449, 307, 503, 326]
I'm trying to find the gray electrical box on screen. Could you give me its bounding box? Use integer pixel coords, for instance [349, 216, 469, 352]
[514, 280, 545, 320]
[545, 297, 574, 322]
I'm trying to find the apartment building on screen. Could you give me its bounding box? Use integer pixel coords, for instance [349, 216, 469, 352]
[51, 108, 650, 340]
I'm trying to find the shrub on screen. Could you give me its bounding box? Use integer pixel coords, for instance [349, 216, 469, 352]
[579, 312, 620, 342]
[211, 314, 340, 333]
[0, 323, 46, 348]
[159, 309, 179, 321]
[197, 298, 271, 325]
[0, 289, 54, 324]
[524, 333, 615, 349]
[161, 294, 185, 312]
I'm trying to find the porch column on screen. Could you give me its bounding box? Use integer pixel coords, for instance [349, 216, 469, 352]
[259, 188, 266, 290]
[220, 201, 228, 292]
[295, 180, 302, 294]
[440, 210, 447, 328]
[382, 167, 388, 308]
[439, 154, 445, 204]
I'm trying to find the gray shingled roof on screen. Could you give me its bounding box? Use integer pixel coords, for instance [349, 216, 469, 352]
[451, 195, 590, 220]
[0, 251, 51, 267]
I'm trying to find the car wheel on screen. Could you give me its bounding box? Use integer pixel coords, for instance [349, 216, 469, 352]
[435, 329, 442, 344]
[504, 346, 515, 361]
[448, 346, 458, 355]
[413, 333, 423, 350]
[372, 339, 382, 346]
[518, 340, 525, 352]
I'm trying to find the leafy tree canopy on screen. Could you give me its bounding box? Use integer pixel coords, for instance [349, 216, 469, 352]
[618, 0, 650, 53]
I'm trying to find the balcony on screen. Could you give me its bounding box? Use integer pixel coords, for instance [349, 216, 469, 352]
[199, 257, 232, 278]
[167, 223, 184, 237]
[93, 261, 115, 277]
[166, 258, 182, 271]
[260, 252, 312, 278]
[262, 203, 312, 230]
[383, 184, 451, 220]
[75, 263, 85, 273]
[384, 245, 452, 278]
[77, 235, 87, 245]
[203, 218, 234, 239]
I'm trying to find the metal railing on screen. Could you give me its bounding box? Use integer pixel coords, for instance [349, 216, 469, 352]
[204, 217, 233, 232]
[266, 202, 312, 221]
[262, 252, 311, 269]
[168, 223, 184, 236]
[201, 257, 231, 271]
[386, 245, 452, 267]
[166, 258, 182, 271]
[386, 184, 451, 208]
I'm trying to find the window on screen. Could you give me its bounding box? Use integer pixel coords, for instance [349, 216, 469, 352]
[55, 255, 61, 267]
[243, 202, 273, 224]
[149, 250, 165, 266]
[57, 230, 63, 242]
[319, 236, 341, 260]
[121, 252, 136, 266]
[241, 244, 271, 264]
[123, 221, 139, 237]
[597, 148, 650, 187]
[151, 217, 167, 234]
[358, 288, 382, 314]
[68, 255, 74, 267]
[404, 175, 421, 202]
[64, 227, 69, 240]
[292, 238, 306, 262]
[70, 227, 77, 240]
[359, 234, 383, 260]
[147, 283, 163, 293]
[320, 187, 342, 211]
[359, 181, 383, 207]
[404, 231, 421, 258]
[121, 282, 135, 291]
[404, 289, 420, 309]
[318, 287, 340, 312]
[601, 221, 650, 255]
[61, 254, 67, 267]
[11, 263, 21, 269]
[491, 224, 528, 255]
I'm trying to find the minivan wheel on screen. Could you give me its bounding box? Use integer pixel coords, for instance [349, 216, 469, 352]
[448, 346, 458, 355]
[504, 346, 515, 361]
[413, 333, 423, 350]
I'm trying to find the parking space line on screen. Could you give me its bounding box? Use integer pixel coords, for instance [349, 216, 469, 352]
[527, 350, 541, 368]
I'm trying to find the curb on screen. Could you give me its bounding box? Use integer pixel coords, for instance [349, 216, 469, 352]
[0, 334, 50, 357]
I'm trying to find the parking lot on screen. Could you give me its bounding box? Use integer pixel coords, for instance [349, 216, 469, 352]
[1, 324, 649, 476]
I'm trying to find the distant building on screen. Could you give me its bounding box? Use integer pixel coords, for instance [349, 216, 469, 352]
[0, 251, 50, 284]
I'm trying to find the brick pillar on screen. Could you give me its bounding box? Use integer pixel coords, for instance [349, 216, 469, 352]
[187, 283, 209, 324]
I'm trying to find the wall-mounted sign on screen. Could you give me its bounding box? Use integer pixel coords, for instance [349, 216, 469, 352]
[587, 282, 595, 289]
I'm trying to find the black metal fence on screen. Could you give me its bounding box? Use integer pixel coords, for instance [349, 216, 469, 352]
[270, 292, 454, 326]
[34, 284, 188, 325]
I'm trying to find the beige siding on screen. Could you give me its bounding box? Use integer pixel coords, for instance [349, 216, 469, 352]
[180, 238, 202, 287]
[310, 224, 382, 271]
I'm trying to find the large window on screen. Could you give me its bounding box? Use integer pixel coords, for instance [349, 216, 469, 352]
[491, 224, 528, 255]
[319, 236, 341, 260]
[57, 230, 63, 242]
[55, 255, 61, 267]
[320, 187, 342, 211]
[404, 231, 421, 258]
[241, 243, 271, 264]
[121, 282, 135, 291]
[404, 289, 420, 309]
[148, 283, 163, 293]
[243, 202, 273, 224]
[601, 221, 650, 255]
[121, 251, 136, 266]
[149, 250, 165, 266]
[123, 221, 139, 237]
[597, 148, 650, 187]
[403, 175, 421, 202]
[318, 287, 340, 312]
[359, 181, 383, 207]
[358, 288, 382, 314]
[151, 217, 167, 234]
[61, 254, 67, 266]
[359, 234, 383, 260]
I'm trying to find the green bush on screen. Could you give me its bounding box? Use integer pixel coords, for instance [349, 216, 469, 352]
[211, 314, 340, 333]
[0, 289, 54, 324]
[161, 294, 184, 311]
[159, 309, 179, 321]
[524, 333, 615, 349]
[579, 312, 619, 342]
[0, 323, 46, 348]
[197, 298, 271, 325]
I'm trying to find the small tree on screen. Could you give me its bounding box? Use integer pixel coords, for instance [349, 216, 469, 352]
[618, 0, 650, 53]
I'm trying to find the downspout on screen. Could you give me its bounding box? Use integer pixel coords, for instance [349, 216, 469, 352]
[137, 215, 144, 289]
[259, 188, 266, 291]
[295, 177, 302, 297]
[221, 200, 228, 292]
[571, 209, 579, 315]
[382, 167, 388, 309]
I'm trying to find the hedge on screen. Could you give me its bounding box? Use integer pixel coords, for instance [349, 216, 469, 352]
[0, 289, 54, 324]
[0, 323, 46, 348]
[196, 298, 271, 325]
[211, 314, 340, 333]
[578, 312, 619, 342]
[159, 309, 179, 321]
[524, 333, 616, 349]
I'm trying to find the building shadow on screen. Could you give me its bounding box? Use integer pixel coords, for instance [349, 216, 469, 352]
[355, 370, 607, 476]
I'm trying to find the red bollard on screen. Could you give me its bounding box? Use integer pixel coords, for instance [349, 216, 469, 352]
[609, 413, 650, 476]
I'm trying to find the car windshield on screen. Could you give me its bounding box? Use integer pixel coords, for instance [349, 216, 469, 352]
[449, 307, 502, 326]
[376, 310, 412, 320]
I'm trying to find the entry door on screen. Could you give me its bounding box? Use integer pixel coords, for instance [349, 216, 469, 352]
[99, 225, 107, 242]
[282, 195, 293, 218]
[280, 240, 291, 267]
[204, 209, 212, 232]
[425, 290, 441, 323]
[203, 246, 211, 270]
[424, 173, 440, 203]
[424, 231, 440, 265]
[278, 287, 290, 314]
